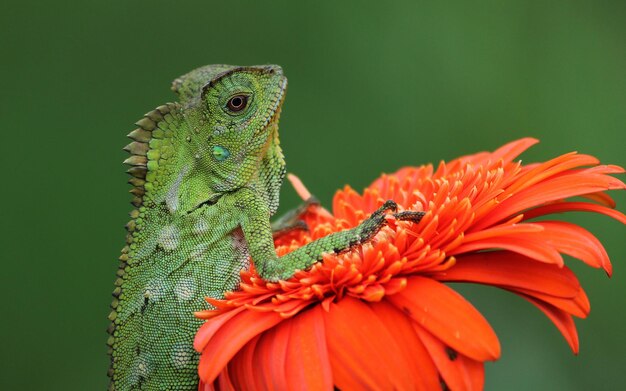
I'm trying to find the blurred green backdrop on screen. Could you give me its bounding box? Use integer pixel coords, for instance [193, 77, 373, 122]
[1, 0, 625, 389]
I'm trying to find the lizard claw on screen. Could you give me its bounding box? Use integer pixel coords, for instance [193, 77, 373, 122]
[393, 210, 426, 224]
[355, 200, 400, 241]
[371, 200, 399, 217]
[373, 200, 425, 224]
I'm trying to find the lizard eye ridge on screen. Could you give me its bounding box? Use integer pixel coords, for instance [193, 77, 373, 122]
[226, 95, 248, 112]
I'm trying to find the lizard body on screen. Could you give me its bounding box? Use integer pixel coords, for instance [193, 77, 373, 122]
[108, 65, 422, 390]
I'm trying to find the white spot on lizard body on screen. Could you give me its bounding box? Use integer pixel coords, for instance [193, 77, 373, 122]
[158, 225, 180, 251]
[174, 278, 196, 302]
[165, 166, 188, 213]
[171, 344, 194, 369]
[137, 356, 150, 377]
[143, 278, 166, 303]
[193, 218, 210, 235]
[129, 354, 152, 384]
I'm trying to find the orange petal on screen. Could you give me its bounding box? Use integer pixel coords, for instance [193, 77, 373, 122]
[535, 221, 612, 275]
[197, 310, 283, 383]
[475, 173, 625, 230]
[284, 306, 333, 391]
[462, 223, 545, 243]
[413, 325, 485, 391]
[435, 251, 580, 298]
[228, 335, 263, 391]
[513, 287, 590, 318]
[452, 236, 564, 267]
[522, 295, 580, 354]
[505, 153, 601, 195]
[287, 173, 312, 201]
[202, 369, 235, 391]
[254, 319, 291, 391]
[522, 201, 626, 224]
[324, 297, 434, 390]
[489, 138, 539, 165]
[198, 379, 214, 391]
[369, 300, 440, 391]
[194, 306, 246, 351]
[388, 276, 501, 361]
[581, 191, 617, 208]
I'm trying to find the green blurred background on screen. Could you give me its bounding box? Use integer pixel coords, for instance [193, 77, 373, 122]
[1, 1, 625, 389]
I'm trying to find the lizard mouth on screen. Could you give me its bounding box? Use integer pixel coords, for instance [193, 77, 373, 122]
[186, 193, 222, 215]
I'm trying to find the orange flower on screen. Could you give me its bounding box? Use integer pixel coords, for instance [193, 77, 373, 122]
[194, 138, 626, 390]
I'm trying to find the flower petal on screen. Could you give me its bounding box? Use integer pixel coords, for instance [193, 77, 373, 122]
[216, 370, 235, 391]
[324, 297, 439, 390]
[453, 235, 564, 267]
[434, 251, 580, 298]
[504, 153, 601, 195]
[228, 335, 262, 390]
[199, 369, 235, 391]
[522, 201, 626, 224]
[475, 173, 625, 230]
[284, 306, 333, 391]
[522, 295, 580, 354]
[287, 173, 312, 201]
[488, 137, 539, 165]
[534, 221, 612, 275]
[194, 306, 245, 351]
[388, 276, 501, 361]
[413, 325, 485, 391]
[197, 310, 283, 383]
[254, 319, 290, 390]
[370, 300, 440, 390]
[513, 287, 590, 318]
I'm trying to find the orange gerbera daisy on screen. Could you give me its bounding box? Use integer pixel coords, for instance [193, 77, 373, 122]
[194, 138, 626, 390]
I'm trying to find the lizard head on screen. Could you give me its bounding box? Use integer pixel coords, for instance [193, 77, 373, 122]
[197, 65, 286, 191]
[160, 65, 288, 213]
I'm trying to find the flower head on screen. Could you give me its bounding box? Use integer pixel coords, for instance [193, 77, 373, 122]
[194, 138, 625, 390]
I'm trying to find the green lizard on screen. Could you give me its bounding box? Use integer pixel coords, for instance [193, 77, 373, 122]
[107, 64, 423, 390]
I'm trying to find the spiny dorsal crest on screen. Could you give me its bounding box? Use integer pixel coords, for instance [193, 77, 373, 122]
[123, 103, 178, 208]
[108, 101, 181, 379]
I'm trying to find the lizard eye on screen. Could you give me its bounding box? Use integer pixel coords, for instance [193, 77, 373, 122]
[226, 95, 248, 112]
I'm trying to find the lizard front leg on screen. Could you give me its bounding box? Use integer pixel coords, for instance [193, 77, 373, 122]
[238, 188, 424, 281]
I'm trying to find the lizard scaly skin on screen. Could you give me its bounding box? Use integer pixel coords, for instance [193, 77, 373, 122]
[107, 65, 422, 390]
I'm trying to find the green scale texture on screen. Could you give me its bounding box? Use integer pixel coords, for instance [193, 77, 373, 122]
[108, 65, 411, 390]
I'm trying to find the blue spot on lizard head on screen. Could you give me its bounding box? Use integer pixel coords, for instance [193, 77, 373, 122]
[212, 145, 230, 161]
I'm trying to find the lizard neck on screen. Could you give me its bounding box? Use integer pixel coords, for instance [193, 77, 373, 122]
[256, 120, 286, 215]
